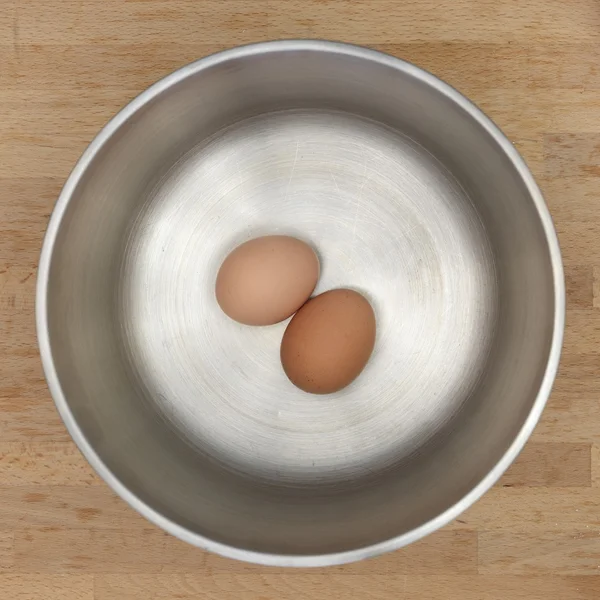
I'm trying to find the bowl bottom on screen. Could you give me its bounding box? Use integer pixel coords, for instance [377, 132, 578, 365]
[118, 109, 497, 486]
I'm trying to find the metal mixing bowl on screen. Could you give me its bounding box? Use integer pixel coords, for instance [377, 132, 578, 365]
[37, 41, 564, 566]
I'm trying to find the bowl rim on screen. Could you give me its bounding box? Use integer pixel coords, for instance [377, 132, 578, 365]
[36, 39, 565, 567]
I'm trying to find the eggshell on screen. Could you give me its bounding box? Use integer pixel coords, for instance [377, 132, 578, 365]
[216, 235, 319, 326]
[280, 288, 376, 394]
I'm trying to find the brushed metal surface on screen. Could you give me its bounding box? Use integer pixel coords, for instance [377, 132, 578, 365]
[120, 110, 496, 484]
[37, 41, 564, 566]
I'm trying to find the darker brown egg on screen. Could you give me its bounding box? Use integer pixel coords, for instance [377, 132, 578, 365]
[280, 289, 376, 394]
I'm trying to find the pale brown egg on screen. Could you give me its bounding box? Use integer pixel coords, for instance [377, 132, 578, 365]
[280, 288, 376, 394]
[215, 235, 319, 326]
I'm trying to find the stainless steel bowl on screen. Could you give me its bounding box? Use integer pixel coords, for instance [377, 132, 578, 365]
[37, 40, 564, 566]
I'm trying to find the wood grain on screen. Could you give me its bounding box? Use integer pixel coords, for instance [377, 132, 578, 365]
[479, 530, 600, 575]
[0, 443, 98, 486]
[93, 574, 600, 600]
[0, 487, 148, 530]
[0, 575, 93, 600]
[1, 0, 600, 597]
[266, 0, 600, 43]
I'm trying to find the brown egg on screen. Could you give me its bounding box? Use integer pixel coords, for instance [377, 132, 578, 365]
[216, 235, 319, 326]
[280, 289, 376, 394]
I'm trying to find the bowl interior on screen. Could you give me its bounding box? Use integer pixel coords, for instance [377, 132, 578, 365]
[41, 43, 559, 562]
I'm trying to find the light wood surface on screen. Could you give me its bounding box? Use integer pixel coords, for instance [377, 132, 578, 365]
[2, 0, 600, 598]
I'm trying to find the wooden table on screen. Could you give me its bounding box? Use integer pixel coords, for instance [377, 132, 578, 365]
[1, 0, 600, 598]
